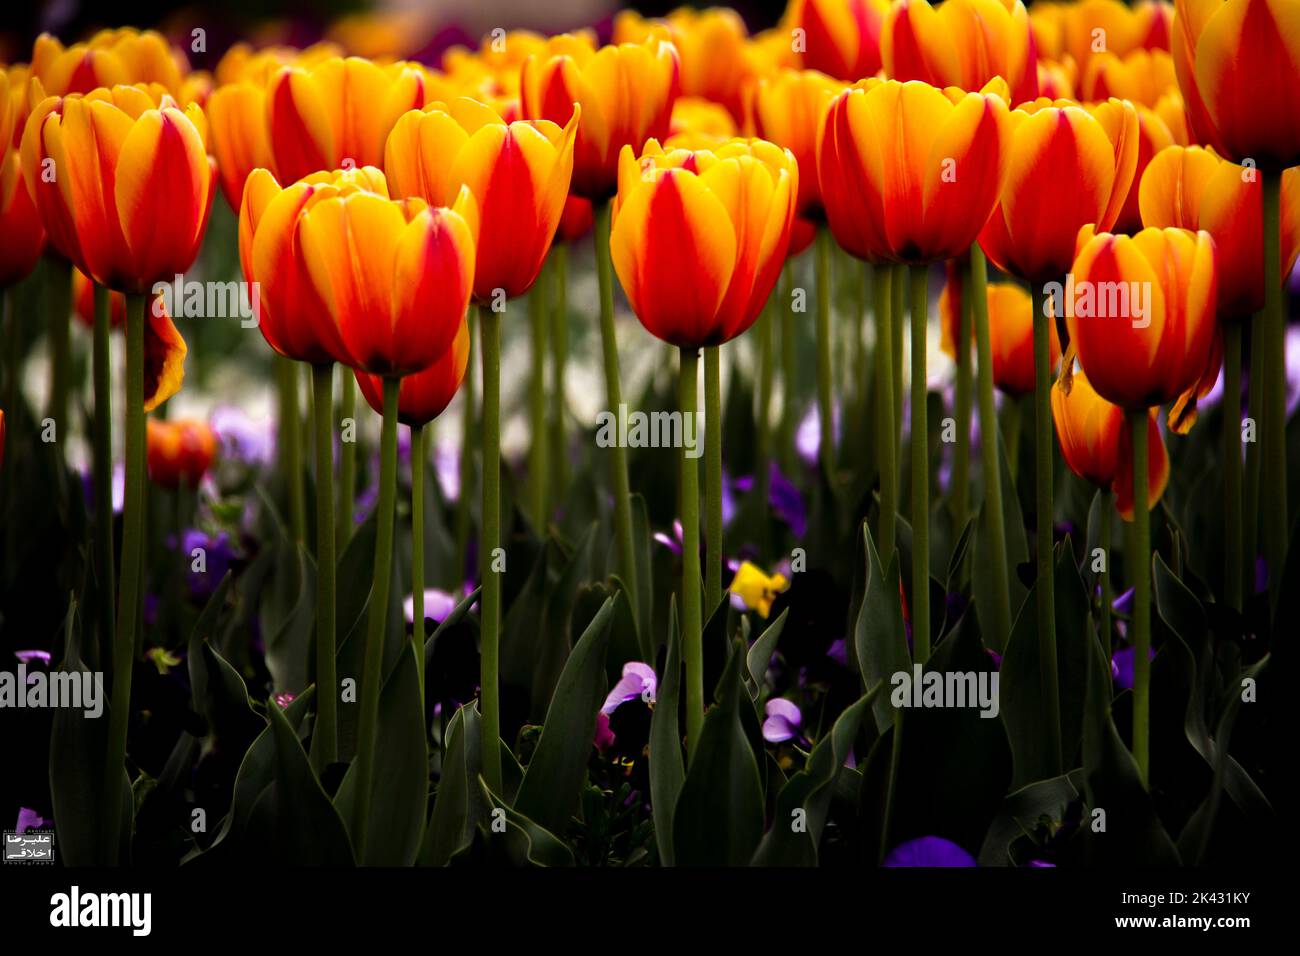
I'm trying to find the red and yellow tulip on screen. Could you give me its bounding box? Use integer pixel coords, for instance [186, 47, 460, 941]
[146, 418, 218, 488]
[355, 318, 470, 427]
[611, 137, 797, 347]
[817, 78, 1010, 265]
[1052, 368, 1169, 519]
[940, 270, 1058, 397]
[28, 29, 190, 100]
[750, 68, 842, 217]
[521, 34, 680, 201]
[788, 0, 889, 82]
[384, 97, 577, 302]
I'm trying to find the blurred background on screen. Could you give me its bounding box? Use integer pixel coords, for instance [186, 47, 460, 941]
[0, 0, 790, 65]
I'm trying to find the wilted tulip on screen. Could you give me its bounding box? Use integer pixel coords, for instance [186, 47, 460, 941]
[882, 0, 1040, 104]
[788, 0, 889, 82]
[146, 418, 218, 488]
[1051, 368, 1169, 519]
[610, 137, 797, 348]
[940, 273, 1058, 397]
[384, 96, 578, 302]
[520, 34, 679, 201]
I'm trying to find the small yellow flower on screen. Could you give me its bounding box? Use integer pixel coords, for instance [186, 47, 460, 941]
[146, 647, 183, 675]
[729, 561, 789, 619]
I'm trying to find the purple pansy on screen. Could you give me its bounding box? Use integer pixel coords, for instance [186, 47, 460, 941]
[762, 697, 803, 743]
[16, 808, 51, 833]
[602, 662, 657, 714]
[15, 650, 51, 666]
[1111, 644, 1156, 691]
[882, 836, 977, 867]
[404, 588, 460, 627]
[593, 710, 616, 752]
[181, 529, 235, 601]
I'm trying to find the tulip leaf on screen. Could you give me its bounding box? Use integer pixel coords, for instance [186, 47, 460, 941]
[187, 632, 262, 762]
[977, 771, 1084, 866]
[476, 777, 575, 867]
[649, 596, 684, 866]
[745, 607, 788, 700]
[244, 696, 354, 865]
[420, 703, 486, 866]
[513, 594, 617, 834]
[752, 684, 880, 866]
[854, 522, 910, 734]
[332, 643, 427, 865]
[260, 537, 316, 699]
[973, 436, 1029, 653]
[672, 637, 765, 866]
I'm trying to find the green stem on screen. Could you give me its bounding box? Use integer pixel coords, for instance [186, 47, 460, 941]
[815, 229, 835, 479]
[852, 259, 869, 450]
[755, 298, 774, 557]
[891, 265, 905, 469]
[92, 284, 115, 664]
[1261, 170, 1286, 606]
[1129, 406, 1151, 786]
[952, 261, 973, 527]
[411, 422, 426, 699]
[679, 347, 703, 764]
[529, 259, 550, 528]
[879, 710, 903, 863]
[594, 202, 640, 630]
[453, 312, 476, 588]
[704, 345, 723, 613]
[479, 307, 504, 795]
[338, 372, 357, 551]
[969, 246, 1013, 644]
[47, 261, 70, 439]
[105, 292, 147, 864]
[275, 354, 306, 544]
[1223, 321, 1243, 613]
[1031, 281, 1061, 774]
[1243, 309, 1263, 594]
[909, 264, 931, 662]
[550, 244, 569, 504]
[876, 260, 897, 564]
[311, 363, 337, 768]
[351, 375, 400, 860]
[1100, 489, 1113, 661]
[778, 263, 798, 475]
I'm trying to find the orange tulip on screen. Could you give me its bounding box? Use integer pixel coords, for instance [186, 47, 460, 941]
[1036, 0, 1172, 72]
[0, 137, 44, 288]
[1113, 105, 1178, 235]
[146, 418, 218, 488]
[520, 34, 679, 201]
[614, 7, 754, 122]
[72, 267, 126, 328]
[206, 81, 274, 209]
[296, 172, 478, 377]
[214, 41, 343, 88]
[384, 97, 577, 302]
[751, 68, 842, 217]
[1052, 368, 1169, 520]
[817, 79, 1010, 265]
[668, 97, 737, 143]
[355, 319, 470, 427]
[29, 29, 190, 99]
[1139, 145, 1300, 319]
[21, 84, 215, 294]
[1037, 56, 1078, 100]
[939, 270, 1059, 396]
[611, 137, 797, 347]
[556, 194, 594, 243]
[265, 56, 430, 184]
[1173, 0, 1300, 170]
[1070, 225, 1219, 428]
[978, 98, 1138, 284]
[788, 0, 889, 82]
[1080, 47, 1178, 106]
[882, 0, 1040, 104]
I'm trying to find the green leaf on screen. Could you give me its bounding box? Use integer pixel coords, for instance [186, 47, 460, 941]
[333, 643, 427, 865]
[977, 772, 1083, 866]
[752, 684, 881, 866]
[745, 608, 788, 700]
[420, 703, 486, 866]
[475, 777, 575, 867]
[187, 632, 262, 760]
[513, 594, 617, 833]
[649, 596, 684, 866]
[853, 522, 910, 734]
[972, 437, 1028, 653]
[245, 696, 354, 865]
[260, 538, 317, 697]
[672, 637, 765, 866]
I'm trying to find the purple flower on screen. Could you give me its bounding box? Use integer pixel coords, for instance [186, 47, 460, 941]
[768, 462, 807, 537]
[883, 836, 977, 867]
[15, 650, 51, 666]
[16, 808, 51, 833]
[602, 662, 657, 714]
[1111, 644, 1156, 691]
[274, 691, 296, 707]
[210, 404, 274, 468]
[593, 711, 616, 753]
[654, 520, 686, 556]
[762, 698, 803, 743]
[404, 588, 461, 627]
[435, 440, 460, 502]
[826, 638, 848, 667]
[182, 529, 235, 601]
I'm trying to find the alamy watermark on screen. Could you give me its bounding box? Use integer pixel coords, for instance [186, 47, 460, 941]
[152, 274, 261, 328]
[890, 665, 1000, 719]
[0, 665, 103, 718]
[595, 404, 703, 459]
[1044, 274, 1151, 329]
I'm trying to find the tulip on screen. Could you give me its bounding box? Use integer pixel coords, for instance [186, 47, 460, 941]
[1174, 0, 1300, 598]
[668, 97, 737, 144]
[789, 0, 890, 82]
[298, 172, 477, 852]
[750, 68, 842, 217]
[206, 81, 274, 209]
[614, 7, 755, 122]
[1113, 105, 1178, 236]
[882, 0, 1040, 104]
[612, 135, 797, 760]
[520, 34, 679, 202]
[1038, 0, 1172, 73]
[940, 275, 1059, 398]
[146, 418, 218, 488]
[73, 268, 125, 328]
[1070, 224, 1219, 785]
[29, 29, 190, 99]
[357, 319, 470, 693]
[1080, 48, 1178, 106]
[0, 68, 45, 289]
[818, 77, 1010, 659]
[265, 56, 430, 184]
